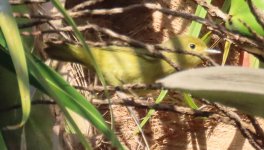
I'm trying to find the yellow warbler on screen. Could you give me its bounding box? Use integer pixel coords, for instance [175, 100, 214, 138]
[45, 35, 219, 86]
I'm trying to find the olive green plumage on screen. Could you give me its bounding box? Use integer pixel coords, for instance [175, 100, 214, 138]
[45, 35, 213, 86]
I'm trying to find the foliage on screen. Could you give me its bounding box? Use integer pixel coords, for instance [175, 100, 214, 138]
[1, 0, 264, 149]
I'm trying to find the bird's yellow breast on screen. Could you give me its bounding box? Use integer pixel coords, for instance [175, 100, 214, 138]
[88, 46, 177, 86]
[86, 44, 204, 86]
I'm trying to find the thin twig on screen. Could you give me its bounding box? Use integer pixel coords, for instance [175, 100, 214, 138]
[247, 0, 264, 31]
[116, 91, 150, 150]
[15, 2, 219, 32]
[194, 0, 264, 58]
[19, 20, 48, 29]
[0, 100, 56, 112]
[193, 0, 228, 21]
[237, 18, 264, 43]
[212, 102, 263, 150]
[0, 99, 212, 117]
[40, 22, 218, 67]
[70, 0, 105, 12]
[9, 0, 48, 5]
[3, 98, 262, 148]
[74, 83, 163, 92]
[247, 115, 264, 146]
[16, 2, 264, 58]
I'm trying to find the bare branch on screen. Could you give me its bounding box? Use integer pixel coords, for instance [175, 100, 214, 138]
[0, 98, 211, 117]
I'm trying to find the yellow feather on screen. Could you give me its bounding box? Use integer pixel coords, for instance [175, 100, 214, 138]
[45, 35, 213, 86]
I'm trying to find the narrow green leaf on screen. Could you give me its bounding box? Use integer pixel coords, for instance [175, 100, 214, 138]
[0, 134, 6, 150]
[50, 0, 106, 87]
[221, 0, 231, 13]
[134, 89, 168, 135]
[61, 104, 92, 149]
[50, 0, 116, 134]
[201, 31, 212, 44]
[0, 46, 124, 149]
[187, 0, 212, 110]
[249, 54, 260, 68]
[0, 29, 7, 48]
[0, 132, 7, 150]
[182, 93, 198, 109]
[0, 0, 30, 129]
[221, 40, 231, 65]
[29, 53, 93, 149]
[188, 0, 212, 37]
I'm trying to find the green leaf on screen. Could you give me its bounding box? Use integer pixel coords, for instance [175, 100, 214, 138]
[158, 66, 264, 117]
[134, 89, 168, 135]
[221, 0, 231, 13]
[24, 105, 55, 150]
[188, 0, 212, 37]
[0, 46, 123, 149]
[0, 132, 7, 150]
[0, 0, 30, 129]
[50, 0, 107, 87]
[182, 92, 198, 109]
[186, 0, 213, 110]
[12, 4, 35, 52]
[226, 0, 264, 36]
[221, 40, 231, 65]
[49, 1, 117, 142]
[0, 29, 7, 48]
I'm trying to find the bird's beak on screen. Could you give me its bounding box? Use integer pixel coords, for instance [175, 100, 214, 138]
[205, 48, 221, 54]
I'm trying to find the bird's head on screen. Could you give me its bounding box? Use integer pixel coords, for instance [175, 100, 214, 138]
[161, 35, 220, 69]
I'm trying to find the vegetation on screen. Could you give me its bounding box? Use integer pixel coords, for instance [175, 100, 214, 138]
[0, 0, 264, 149]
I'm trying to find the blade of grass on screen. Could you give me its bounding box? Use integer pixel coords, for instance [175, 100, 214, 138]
[26, 52, 120, 149]
[183, 93, 199, 109]
[20, 127, 27, 150]
[50, 0, 106, 87]
[0, 0, 30, 129]
[50, 0, 115, 132]
[201, 31, 212, 44]
[186, 0, 213, 110]
[133, 89, 168, 135]
[62, 105, 92, 149]
[0, 132, 7, 150]
[249, 54, 260, 68]
[0, 46, 124, 149]
[221, 0, 231, 13]
[220, 0, 232, 66]
[188, 0, 212, 37]
[126, 106, 150, 149]
[187, 0, 229, 109]
[221, 40, 231, 65]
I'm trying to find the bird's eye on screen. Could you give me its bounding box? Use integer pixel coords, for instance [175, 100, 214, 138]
[189, 43, 196, 49]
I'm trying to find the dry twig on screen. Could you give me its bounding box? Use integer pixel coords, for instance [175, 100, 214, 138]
[211, 102, 263, 150]
[9, 0, 48, 5]
[16, 2, 264, 58]
[0, 99, 212, 117]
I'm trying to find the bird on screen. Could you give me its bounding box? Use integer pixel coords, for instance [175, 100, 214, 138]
[45, 35, 219, 86]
